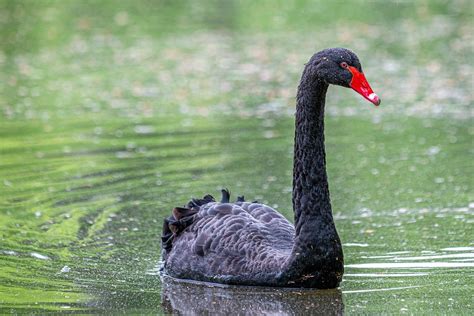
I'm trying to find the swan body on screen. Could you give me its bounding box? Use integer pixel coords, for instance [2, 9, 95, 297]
[163, 197, 296, 284]
[161, 48, 380, 288]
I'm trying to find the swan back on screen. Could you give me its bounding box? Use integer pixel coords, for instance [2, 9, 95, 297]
[162, 191, 295, 283]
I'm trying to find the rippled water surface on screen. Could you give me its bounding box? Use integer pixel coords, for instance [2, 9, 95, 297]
[1, 0, 473, 314]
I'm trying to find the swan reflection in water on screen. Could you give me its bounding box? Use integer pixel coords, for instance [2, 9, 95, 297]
[161, 275, 344, 315]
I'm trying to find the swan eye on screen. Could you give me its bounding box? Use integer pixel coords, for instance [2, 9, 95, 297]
[340, 62, 349, 69]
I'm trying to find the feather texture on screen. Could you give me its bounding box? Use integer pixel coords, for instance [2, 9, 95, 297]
[162, 192, 295, 285]
[160, 48, 377, 288]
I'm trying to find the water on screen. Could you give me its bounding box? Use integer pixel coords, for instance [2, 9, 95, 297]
[1, 0, 473, 314]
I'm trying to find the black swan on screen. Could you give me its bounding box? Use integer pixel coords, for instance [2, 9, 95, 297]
[161, 48, 380, 288]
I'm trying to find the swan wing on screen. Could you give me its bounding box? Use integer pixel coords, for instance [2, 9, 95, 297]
[197, 201, 295, 248]
[162, 195, 295, 279]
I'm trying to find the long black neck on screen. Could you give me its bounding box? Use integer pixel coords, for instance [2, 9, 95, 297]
[292, 70, 334, 235]
[281, 65, 344, 288]
[281, 64, 343, 283]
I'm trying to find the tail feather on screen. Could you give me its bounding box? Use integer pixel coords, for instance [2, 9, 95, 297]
[187, 194, 215, 209]
[162, 193, 215, 255]
[162, 189, 251, 256]
[161, 216, 175, 253]
[173, 207, 198, 220]
[221, 188, 231, 203]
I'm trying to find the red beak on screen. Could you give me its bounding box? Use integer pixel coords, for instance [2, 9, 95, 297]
[348, 66, 381, 106]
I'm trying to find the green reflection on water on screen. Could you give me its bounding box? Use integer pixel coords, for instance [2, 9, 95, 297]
[1, 114, 472, 313]
[0, 0, 473, 313]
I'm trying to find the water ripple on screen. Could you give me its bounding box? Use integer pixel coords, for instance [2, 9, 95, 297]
[347, 262, 474, 269]
[343, 285, 422, 294]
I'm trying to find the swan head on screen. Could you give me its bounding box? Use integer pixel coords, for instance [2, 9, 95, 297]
[310, 47, 381, 106]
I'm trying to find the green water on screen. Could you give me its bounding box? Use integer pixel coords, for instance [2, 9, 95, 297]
[1, 0, 473, 314]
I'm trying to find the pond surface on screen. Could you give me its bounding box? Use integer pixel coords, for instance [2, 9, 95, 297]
[1, 0, 473, 314]
[1, 114, 472, 313]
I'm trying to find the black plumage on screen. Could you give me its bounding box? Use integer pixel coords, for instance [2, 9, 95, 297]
[161, 48, 380, 288]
